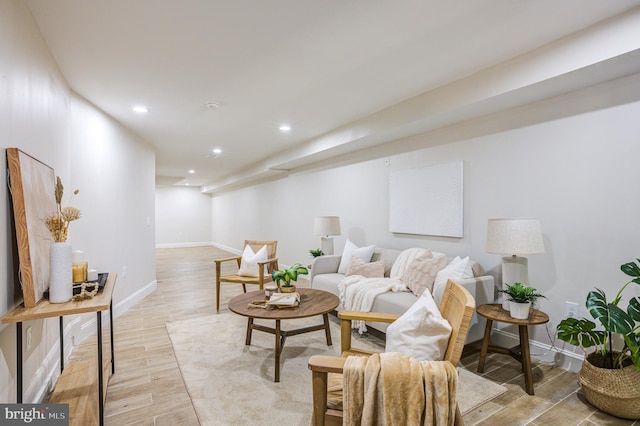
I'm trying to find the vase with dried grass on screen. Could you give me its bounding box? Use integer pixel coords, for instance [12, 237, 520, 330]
[44, 177, 81, 303]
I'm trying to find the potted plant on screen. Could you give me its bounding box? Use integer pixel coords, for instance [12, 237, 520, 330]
[556, 259, 640, 419]
[498, 282, 546, 319]
[309, 248, 324, 258]
[271, 263, 309, 293]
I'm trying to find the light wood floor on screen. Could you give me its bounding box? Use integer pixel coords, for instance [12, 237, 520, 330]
[68, 246, 637, 425]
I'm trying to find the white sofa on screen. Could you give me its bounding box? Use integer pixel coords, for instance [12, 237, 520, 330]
[310, 247, 495, 343]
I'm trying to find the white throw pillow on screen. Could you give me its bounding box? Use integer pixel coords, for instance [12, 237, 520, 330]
[385, 290, 452, 361]
[237, 244, 268, 277]
[338, 240, 375, 274]
[432, 256, 474, 305]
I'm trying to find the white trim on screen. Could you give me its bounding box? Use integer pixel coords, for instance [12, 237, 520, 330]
[113, 279, 157, 319]
[155, 242, 213, 248]
[491, 327, 585, 373]
[211, 242, 242, 255]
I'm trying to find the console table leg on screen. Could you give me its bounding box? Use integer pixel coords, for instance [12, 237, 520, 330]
[59, 316, 64, 373]
[97, 312, 104, 426]
[110, 301, 115, 374]
[17, 321, 22, 403]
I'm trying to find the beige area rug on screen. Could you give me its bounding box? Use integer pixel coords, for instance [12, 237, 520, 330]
[166, 313, 506, 425]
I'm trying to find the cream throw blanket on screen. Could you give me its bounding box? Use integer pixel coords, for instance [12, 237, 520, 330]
[338, 276, 408, 333]
[343, 353, 458, 426]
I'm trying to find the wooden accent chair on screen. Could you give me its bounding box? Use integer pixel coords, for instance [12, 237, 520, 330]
[308, 279, 475, 426]
[214, 240, 279, 313]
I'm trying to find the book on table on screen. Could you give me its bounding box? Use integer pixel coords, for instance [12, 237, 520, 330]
[267, 292, 300, 308]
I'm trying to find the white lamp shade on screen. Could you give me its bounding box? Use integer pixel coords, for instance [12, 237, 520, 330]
[314, 216, 341, 236]
[486, 218, 545, 255]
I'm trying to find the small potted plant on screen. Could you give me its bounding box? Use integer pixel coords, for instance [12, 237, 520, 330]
[271, 263, 309, 293]
[556, 259, 640, 419]
[498, 282, 546, 319]
[309, 248, 324, 258]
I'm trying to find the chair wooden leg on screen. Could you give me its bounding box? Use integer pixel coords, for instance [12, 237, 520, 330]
[242, 283, 247, 293]
[216, 279, 221, 313]
[311, 370, 328, 426]
[341, 319, 352, 355]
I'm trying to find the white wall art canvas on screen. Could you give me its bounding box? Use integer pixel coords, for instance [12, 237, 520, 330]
[389, 161, 463, 237]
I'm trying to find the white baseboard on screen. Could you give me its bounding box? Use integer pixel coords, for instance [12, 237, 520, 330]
[490, 327, 585, 373]
[211, 242, 241, 255]
[113, 279, 157, 318]
[155, 242, 214, 248]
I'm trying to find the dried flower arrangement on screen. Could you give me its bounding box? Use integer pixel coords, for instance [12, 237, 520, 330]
[44, 176, 81, 242]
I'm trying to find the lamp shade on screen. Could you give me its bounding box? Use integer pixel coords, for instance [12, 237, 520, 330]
[486, 218, 545, 255]
[314, 216, 341, 236]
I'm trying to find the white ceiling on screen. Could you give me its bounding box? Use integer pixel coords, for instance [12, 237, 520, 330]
[26, 0, 640, 192]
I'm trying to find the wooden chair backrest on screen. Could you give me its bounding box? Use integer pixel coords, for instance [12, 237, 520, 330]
[439, 279, 476, 366]
[244, 240, 278, 273]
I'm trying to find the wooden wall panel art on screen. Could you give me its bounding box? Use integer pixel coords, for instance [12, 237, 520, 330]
[7, 148, 57, 308]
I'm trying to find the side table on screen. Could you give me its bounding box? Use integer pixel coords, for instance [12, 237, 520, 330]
[476, 303, 549, 395]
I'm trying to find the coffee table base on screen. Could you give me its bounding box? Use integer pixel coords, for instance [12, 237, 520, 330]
[245, 313, 333, 382]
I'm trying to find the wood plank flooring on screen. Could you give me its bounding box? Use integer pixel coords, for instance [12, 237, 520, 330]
[67, 246, 638, 425]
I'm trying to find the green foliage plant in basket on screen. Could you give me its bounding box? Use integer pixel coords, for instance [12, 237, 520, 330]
[271, 263, 309, 293]
[556, 259, 640, 419]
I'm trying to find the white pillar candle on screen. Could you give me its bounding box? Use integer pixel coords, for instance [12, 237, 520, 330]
[87, 269, 99, 282]
[72, 250, 85, 264]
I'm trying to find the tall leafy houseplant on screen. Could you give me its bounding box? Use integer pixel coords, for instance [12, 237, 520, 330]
[557, 259, 640, 370]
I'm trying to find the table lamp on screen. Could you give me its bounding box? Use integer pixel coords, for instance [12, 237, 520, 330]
[486, 218, 545, 310]
[313, 216, 341, 255]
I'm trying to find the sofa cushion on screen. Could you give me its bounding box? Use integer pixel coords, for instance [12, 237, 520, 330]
[404, 251, 447, 297]
[385, 290, 452, 361]
[338, 239, 375, 274]
[346, 256, 385, 278]
[370, 248, 401, 277]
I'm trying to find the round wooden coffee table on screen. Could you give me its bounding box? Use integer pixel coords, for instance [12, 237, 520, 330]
[228, 287, 339, 382]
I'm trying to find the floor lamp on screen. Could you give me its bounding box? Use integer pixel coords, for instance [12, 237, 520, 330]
[486, 218, 545, 310]
[313, 216, 341, 255]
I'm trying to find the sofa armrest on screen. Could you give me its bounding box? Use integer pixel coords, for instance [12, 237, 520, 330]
[309, 255, 342, 282]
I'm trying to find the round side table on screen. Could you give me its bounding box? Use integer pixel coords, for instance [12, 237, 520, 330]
[476, 303, 549, 395]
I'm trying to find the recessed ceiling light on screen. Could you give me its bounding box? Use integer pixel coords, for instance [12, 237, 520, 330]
[188, 169, 195, 174]
[132, 105, 148, 113]
[212, 148, 222, 155]
[205, 101, 221, 110]
[185, 182, 190, 186]
[279, 124, 291, 132]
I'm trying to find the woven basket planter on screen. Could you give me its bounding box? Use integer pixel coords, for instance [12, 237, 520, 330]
[579, 352, 640, 419]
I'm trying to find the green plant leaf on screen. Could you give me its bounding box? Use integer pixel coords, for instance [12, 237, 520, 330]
[557, 318, 603, 348]
[621, 259, 640, 279]
[588, 289, 635, 334]
[629, 297, 640, 322]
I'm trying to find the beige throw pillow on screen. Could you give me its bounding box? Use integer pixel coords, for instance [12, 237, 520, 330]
[345, 256, 385, 278]
[404, 251, 447, 297]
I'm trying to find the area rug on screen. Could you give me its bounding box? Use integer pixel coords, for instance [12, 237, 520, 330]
[166, 313, 506, 425]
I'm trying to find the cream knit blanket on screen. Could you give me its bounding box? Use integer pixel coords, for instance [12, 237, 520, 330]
[338, 276, 407, 333]
[343, 353, 458, 426]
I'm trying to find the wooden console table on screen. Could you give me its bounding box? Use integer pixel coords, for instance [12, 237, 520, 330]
[2, 273, 117, 426]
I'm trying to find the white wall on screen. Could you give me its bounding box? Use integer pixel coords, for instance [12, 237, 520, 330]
[212, 75, 640, 366]
[0, 0, 156, 403]
[155, 185, 212, 247]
